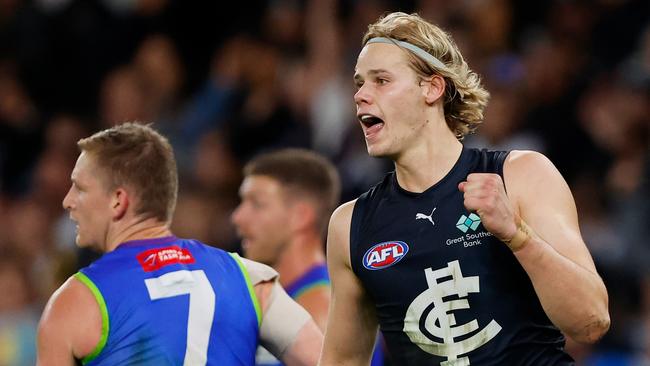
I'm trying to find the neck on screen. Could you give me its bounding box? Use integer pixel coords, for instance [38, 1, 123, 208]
[394, 121, 463, 193]
[274, 231, 325, 288]
[104, 217, 172, 252]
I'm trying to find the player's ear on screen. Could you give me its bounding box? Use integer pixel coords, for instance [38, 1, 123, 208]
[422, 75, 445, 105]
[111, 187, 129, 220]
[289, 201, 316, 233]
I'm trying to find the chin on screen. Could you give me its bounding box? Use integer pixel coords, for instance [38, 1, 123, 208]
[366, 144, 393, 158]
[247, 251, 274, 266]
[366, 143, 383, 157]
[75, 234, 96, 250]
[75, 237, 90, 249]
[243, 248, 261, 262]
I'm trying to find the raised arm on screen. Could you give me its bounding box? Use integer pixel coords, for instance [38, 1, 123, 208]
[319, 201, 378, 365]
[459, 150, 610, 343]
[37, 277, 101, 366]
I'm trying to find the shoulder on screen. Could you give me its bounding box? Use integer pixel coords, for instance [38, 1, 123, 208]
[40, 276, 97, 328]
[503, 150, 571, 207]
[503, 150, 565, 186]
[237, 256, 279, 285]
[504, 150, 556, 172]
[327, 200, 357, 268]
[38, 275, 102, 359]
[330, 199, 357, 227]
[328, 199, 357, 245]
[233, 255, 279, 315]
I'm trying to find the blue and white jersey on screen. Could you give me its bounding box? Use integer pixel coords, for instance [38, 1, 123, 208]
[77, 236, 260, 366]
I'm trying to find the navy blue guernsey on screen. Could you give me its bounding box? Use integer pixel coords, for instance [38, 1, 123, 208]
[350, 147, 574, 365]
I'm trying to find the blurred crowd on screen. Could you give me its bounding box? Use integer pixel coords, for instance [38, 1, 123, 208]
[0, 0, 648, 365]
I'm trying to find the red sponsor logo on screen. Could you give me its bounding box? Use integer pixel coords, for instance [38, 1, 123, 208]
[137, 246, 195, 272]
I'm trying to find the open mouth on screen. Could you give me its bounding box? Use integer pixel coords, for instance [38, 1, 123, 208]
[359, 114, 384, 128]
[359, 114, 385, 138]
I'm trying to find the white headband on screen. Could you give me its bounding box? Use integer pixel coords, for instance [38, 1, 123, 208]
[366, 37, 447, 70]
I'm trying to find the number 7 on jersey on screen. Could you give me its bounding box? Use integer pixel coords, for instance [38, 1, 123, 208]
[145, 270, 216, 366]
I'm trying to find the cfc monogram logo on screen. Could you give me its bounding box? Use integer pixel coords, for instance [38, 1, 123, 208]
[403, 260, 501, 366]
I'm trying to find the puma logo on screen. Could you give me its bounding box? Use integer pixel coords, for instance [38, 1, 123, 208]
[416, 207, 436, 226]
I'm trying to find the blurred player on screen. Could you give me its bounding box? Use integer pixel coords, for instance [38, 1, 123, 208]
[232, 149, 341, 365]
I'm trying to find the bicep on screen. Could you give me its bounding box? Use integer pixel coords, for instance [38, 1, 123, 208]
[37, 277, 101, 366]
[505, 151, 597, 272]
[255, 279, 322, 364]
[321, 201, 377, 364]
[37, 300, 75, 366]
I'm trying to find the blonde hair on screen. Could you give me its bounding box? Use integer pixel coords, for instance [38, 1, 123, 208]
[363, 12, 489, 138]
[78, 122, 178, 222]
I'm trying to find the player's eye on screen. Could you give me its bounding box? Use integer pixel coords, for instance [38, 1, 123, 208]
[250, 199, 264, 209]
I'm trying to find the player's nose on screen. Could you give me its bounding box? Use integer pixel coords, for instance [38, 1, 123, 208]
[354, 84, 373, 106]
[62, 187, 74, 210]
[231, 204, 245, 227]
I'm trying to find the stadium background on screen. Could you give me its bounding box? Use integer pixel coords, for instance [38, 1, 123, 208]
[0, 0, 648, 364]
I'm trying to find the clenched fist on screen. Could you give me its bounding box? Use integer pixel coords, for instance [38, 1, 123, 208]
[458, 173, 518, 246]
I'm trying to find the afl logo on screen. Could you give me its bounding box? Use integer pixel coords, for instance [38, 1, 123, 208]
[363, 241, 409, 270]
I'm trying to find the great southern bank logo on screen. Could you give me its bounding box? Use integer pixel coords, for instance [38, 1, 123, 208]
[363, 241, 409, 270]
[456, 213, 481, 233]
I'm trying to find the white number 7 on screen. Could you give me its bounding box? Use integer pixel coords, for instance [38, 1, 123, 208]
[145, 270, 215, 366]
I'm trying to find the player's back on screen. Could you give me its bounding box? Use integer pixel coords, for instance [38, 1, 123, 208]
[76, 236, 259, 366]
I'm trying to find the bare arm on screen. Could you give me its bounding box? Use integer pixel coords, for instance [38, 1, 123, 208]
[460, 150, 610, 343]
[319, 200, 378, 365]
[506, 151, 609, 343]
[296, 286, 331, 332]
[37, 277, 101, 366]
[281, 320, 324, 366]
[245, 259, 323, 366]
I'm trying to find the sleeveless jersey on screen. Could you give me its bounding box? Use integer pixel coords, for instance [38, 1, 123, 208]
[350, 147, 574, 365]
[254, 264, 330, 366]
[77, 236, 259, 366]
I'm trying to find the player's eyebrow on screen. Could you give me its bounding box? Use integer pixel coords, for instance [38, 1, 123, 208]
[354, 69, 389, 82]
